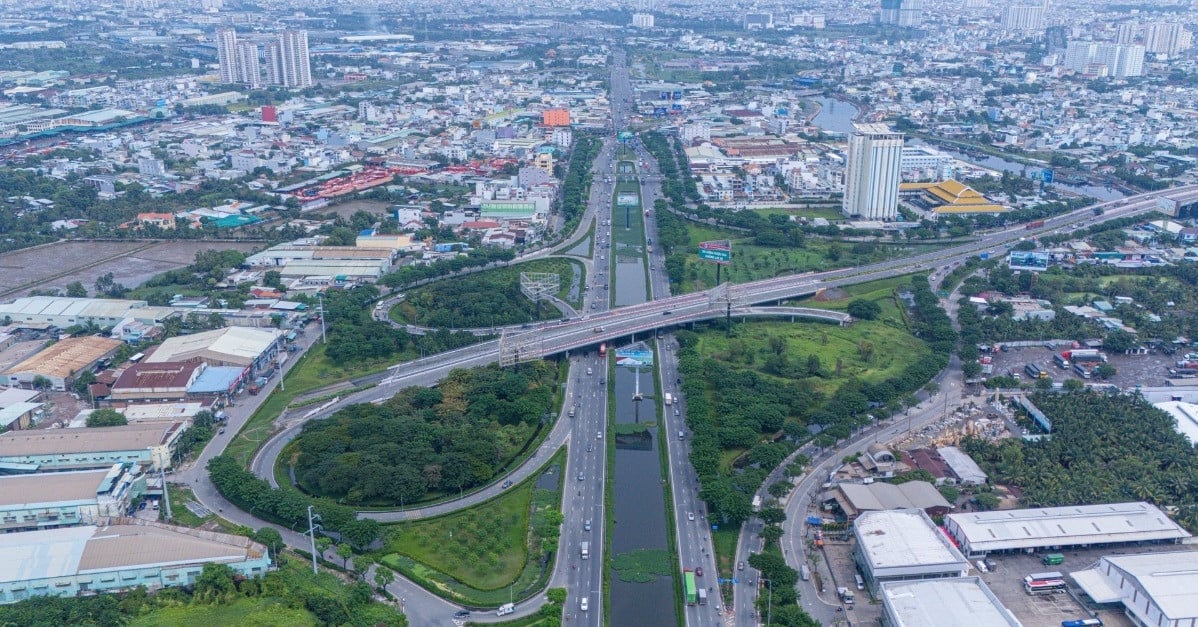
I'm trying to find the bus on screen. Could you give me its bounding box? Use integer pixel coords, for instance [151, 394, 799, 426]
[1062, 620, 1102, 627]
[599, 343, 606, 358]
[1024, 579, 1067, 595]
[684, 569, 697, 605]
[1028, 572, 1064, 581]
[1025, 363, 1048, 379]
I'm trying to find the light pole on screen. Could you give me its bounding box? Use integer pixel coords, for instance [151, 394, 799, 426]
[316, 293, 327, 345]
[306, 505, 321, 574]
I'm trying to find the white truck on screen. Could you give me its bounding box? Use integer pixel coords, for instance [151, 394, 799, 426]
[581, 541, 590, 559]
[664, 393, 673, 406]
[497, 603, 515, 616]
[697, 588, 708, 605]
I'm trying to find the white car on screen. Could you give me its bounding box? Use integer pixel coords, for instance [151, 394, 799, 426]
[597, 431, 603, 439]
[580, 597, 589, 611]
[687, 512, 695, 521]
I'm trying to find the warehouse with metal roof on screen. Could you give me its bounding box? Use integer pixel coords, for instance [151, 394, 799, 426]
[1070, 551, 1198, 627]
[2, 336, 123, 391]
[0, 519, 270, 603]
[854, 509, 970, 594]
[0, 464, 143, 533]
[0, 296, 169, 328]
[0, 422, 187, 471]
[944, 502, 1190, 557]
[145, 327, 283, 371]
[833, 481, 951, 520]
[880, 577, 1022, 627]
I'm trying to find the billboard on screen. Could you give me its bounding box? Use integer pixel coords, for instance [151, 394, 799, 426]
[1008, 251, 1049, 272]
[617, 192, 640, 206]
[615, 345, 654, 368]
[698, 240, 732, 265]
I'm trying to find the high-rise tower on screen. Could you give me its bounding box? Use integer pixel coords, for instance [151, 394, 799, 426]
[842, 124, 904, 221]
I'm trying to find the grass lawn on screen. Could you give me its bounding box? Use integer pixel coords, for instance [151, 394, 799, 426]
[129, 598, 318, 627]
[162, 483, 240, 533]
[224, 342, 397, 467]
[694, 319, 930, 393]
[711, 525, 740, 579]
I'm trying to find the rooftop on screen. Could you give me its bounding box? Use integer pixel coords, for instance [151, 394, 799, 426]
[0, 296, 148, 320]
[1071, 551, 1198, 621]
[946, 502, 1190, 552]
[0, 519, 265, 584]
[146, 327, 281, 367]
[855, 509, 969, 571]
[881, 577, 1022, 627]
[1152, 401, 1198, 446]
[0, 467, 111, 507]
[0, 422, 183, 457]
[112, 361, 203, 392]
[838, 481, 951, 513]
[2, 336, 123, 379]
[937, 446, 988, 484]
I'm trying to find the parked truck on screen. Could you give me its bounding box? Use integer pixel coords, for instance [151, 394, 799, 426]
[581, 541, 590, 559]
[837, 587, 855, 606]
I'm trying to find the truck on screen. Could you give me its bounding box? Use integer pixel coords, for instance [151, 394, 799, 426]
[684, 569, 698, 605]
[752, 495, 762, 512]
[800, 565, 811, 581]
[664, 393, 673, 406]
[1026, 220, 1045, 230]
[497, 603, 515, 616]
[837, 587, 855, 606]
[581, 541, 590, 559]
[697, 588, 708, 605]
[1065, 349, 1105, 363]
[1042, 553, 1065, 566]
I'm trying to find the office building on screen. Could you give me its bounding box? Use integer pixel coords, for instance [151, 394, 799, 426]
[853, 509, 970, 594]
[270, 31, 313, 89]
[880, 0, 923, 28]
[0, 520, 270, 603]
[842, 123, 904, 221]
[1066, 42, 1145, 77]
[631, 13, 655, 28]
[1000, 5, 1044, 32]
[880, 578, 1022, 627]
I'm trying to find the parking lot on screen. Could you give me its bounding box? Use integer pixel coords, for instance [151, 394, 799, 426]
[976, 544, 1198, 627]
[988, 344, 1184, 390]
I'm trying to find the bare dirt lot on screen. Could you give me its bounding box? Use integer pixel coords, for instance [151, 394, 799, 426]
[0, 240, 262, 298]
[312, 199, 391, 220]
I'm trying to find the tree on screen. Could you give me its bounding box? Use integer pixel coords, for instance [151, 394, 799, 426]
[846, 299, 881, 320]
[252, 527, 284, 558]
[31, 375, 53, 391]
[336, 542, 354, 569]
[194, 562, 236, 601]
[1096, 362, 1117, 379]
[962, 360, 983, 379]
[65, 281, 87, 298]
[973, 492, 1000, 510]
[1103, 329, 1135, 354]
[86, 408, 127, 427]
[758, 506, 787, 525]
[1062, 378, 1085, 392]
[373, 565, 395, 592]
[760, 524, 784, 545]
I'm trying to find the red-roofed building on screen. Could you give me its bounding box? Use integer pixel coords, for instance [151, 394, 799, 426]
[460, 220, 502, 231]
[109, 361, 204, 402]
[136, 213, 176, 230]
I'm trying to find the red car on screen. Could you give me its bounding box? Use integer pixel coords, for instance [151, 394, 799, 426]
[695, 567, 703, 577]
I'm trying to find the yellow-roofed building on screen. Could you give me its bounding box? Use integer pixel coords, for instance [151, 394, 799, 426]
[900, 180, 1009, 215]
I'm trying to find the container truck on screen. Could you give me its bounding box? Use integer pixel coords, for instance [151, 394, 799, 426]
[1026, 220, 1045, 229]
[684, 570, 697, 605]
[697, 588, 708, 605]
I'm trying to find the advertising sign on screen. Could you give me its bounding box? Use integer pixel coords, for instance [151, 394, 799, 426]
[615, 346, 654, 368]
[698, 240, 732, 265]
[1008, 251, 1049, 272]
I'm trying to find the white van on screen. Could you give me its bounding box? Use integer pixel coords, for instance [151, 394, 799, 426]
[496, 603, 515, 616]
[580, 597, 589, 611]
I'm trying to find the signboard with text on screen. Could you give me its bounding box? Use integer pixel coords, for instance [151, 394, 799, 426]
[1008, 251, 1049, 272]
[615, 344, 654, 368]
[698, 240, 732, 265]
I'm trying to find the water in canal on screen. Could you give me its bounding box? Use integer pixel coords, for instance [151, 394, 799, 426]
[607, 187, 675, 626]
[808, 96, 859, 135]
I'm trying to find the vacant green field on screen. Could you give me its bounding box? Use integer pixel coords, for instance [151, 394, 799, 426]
[694, 318, 929, 393]
[712, 526, 740, 579]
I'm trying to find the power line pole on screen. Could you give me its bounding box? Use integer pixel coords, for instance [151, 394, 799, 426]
[306, 505, 320, 574]
[317, 293, 327, 344]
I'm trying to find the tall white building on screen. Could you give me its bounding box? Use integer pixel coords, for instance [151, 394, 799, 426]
[1066, 41, 1144, 77]
[631, 13, 655, 28]
[236, 40, 262, 88]
[271, 31, 313, 89]
[1144, 22, 1192, 55]
[843, 123, 904, 221]
[215, 29, 239, 84]
[1000, 5, 1044, 32]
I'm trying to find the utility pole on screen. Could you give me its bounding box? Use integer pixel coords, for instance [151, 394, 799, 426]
[306, 505, 320, 574]
[318, 293, 328, 345]
[157, 460, 172, 522]
[760, 577, 773, 627]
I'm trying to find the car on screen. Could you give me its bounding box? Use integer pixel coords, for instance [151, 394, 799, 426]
[695, 567, 703, 577]
[737, 561, 745, 571]
[687, 512, 695, 521]
[580, 597, 589, 612]
[586, 368, 593, 375]
[662, 310, 671, 315]
[453, 610, 471, 619]
[587, 443, 593, 452]
[584, 519, 592, 531]
[578, 472, 585, 481]
[597, 431, 603, 439]
[502, 480, 513, 489]
[674, 409, 680, 416]
[218, 428, 226, 435]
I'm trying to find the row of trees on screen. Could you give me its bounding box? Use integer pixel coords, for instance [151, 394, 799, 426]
[559, 135, 601, 227]
[377, 247, 517, 289]
[397, 264, 565, 328]
[962, 391, 1198, 530]
[207, 454, 383, 549]
[291, 362, 557, 506]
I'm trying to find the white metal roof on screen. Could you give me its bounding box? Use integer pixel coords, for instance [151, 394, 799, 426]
[856, 509, 968, 571]
[0, 525, 92, 583]
[146, 327, 281, 367]
[1073, 551, 1198, 621]
[881, 577, 1022, 627]
[0, 296, 148, 320]
[1153, 401, 1198, 446]
[946, 502, 1191, 552]
[936, 446, 988, 484]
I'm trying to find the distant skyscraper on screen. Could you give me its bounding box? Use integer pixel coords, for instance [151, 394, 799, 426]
[270, 31, 313, 88]
[843, 123, 904, 221]
[881, 0, 923, 27]
[264, 40, 283, 86]
[1065, 41, 1144, 77]
[631, 13, 655, 28]
[215, 29, 239, 84]
[880, 0, 902, 25]
[1045, 25, 1068, 53]
[236, 40, 261, 88]
[1001, 5, 1045, 32]
[1143, 22, 1192, 55]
